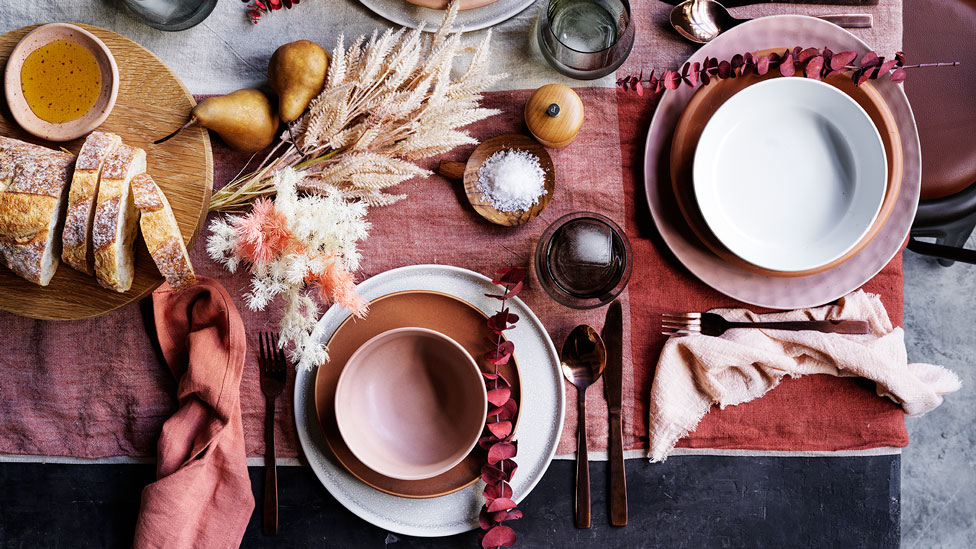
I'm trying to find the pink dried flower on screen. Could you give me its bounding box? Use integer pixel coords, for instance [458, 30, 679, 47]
[309, 260, 367, 316]
[234, 197, 292, 266]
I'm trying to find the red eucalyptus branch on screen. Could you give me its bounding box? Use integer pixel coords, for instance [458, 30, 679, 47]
[241, 0, 302, 23]
[617, 47, 960, 96]
[478, 267, 525, 549]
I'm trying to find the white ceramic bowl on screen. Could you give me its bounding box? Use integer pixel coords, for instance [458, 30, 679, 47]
[693, 77, 887, 272]
[334, 327, 487, 481]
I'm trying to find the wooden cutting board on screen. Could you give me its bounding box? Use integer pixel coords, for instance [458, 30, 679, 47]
[0, 23, 212, 321]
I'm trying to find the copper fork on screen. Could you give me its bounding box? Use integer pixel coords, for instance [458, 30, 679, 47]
[661, 312, 871, 338]
[258, 332, 287, 536]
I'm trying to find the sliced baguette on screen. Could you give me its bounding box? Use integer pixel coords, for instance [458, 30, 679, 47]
[62, 131, 122, 274]
[0, 136, 76, 286]
[131, 173, 196, 291]
[92, 144, 146, 293]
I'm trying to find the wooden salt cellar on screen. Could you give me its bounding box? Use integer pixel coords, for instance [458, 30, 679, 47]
[524, 84, 584, 149]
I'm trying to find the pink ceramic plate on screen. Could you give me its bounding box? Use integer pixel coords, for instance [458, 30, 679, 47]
[644, 15, 920, 309]
[334, 327, 488, 481]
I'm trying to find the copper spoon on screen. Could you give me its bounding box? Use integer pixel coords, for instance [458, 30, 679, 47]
[560, 325, 607, 529]
[670, 0, 873, 44]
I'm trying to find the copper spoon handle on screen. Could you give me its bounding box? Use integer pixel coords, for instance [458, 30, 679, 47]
[575, 390, 591, 528]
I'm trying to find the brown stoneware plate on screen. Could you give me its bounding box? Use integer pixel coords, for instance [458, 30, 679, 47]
[670, 62, 903, 277]
[0, 24, 212, 320]
[314, 290, 522, 499]
[4, 23, 119, 142]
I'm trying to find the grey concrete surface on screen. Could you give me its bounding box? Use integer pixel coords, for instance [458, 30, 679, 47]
[902, 233, 976, 549]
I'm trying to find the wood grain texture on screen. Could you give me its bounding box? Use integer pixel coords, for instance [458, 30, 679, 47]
[0, 24, 212, 320]
[524, 84, 584, 149]
[670, 64, 902, 277]
[455, 133, 555, 227]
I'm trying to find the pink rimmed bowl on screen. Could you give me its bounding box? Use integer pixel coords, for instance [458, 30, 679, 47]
[334, 327, 488, 481]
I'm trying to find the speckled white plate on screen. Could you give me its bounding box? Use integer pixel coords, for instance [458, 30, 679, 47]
[358, 0, 537, 32]
[295, 264, 564, 537]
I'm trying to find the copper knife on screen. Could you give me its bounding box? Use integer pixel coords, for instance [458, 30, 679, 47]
[602, 300, 627, 526]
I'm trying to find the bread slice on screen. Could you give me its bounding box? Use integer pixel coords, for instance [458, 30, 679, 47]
[92, 144, 146, 293]
[131, 173, 196, 291]
[0, 136, 76, 286]
[62, 131, 122, 274]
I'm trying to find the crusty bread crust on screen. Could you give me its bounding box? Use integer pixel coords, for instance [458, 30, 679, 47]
[0, 137, 74, 286]
[93, 145, 146, 293]
[131, 173, 196, 291]
[62, 132, 122, 274]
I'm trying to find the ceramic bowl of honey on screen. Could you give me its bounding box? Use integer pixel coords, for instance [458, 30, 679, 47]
[4, 23, 119, 142]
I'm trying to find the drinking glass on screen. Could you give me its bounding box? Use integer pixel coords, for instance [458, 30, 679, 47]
[535, 211, 633, 309]
[121, 0, 218, 31]
[536, 0, 635, 80]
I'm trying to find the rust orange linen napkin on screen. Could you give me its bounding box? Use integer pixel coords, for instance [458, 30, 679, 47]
[649, 291, 962, 462]
[133, 277, 254, 548]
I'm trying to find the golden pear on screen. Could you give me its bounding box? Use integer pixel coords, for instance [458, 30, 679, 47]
[155, 88, 279, 153]
[268, 40, 330, 123]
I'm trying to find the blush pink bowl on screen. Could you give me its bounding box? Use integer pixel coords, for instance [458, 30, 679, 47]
[334, 327, 488, 481]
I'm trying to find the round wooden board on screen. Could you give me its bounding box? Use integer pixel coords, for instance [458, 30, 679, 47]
[462, 133, 555, 227]
[0, 23, 212, 320]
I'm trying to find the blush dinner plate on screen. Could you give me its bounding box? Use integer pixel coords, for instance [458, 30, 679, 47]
[693, 77, 888, 273]
[645, 15, 920, 309]
[315, 290, 522, 498]
[295, 264, 564, 537]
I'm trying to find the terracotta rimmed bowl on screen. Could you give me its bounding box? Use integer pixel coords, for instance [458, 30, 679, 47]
[334, 327, 488, 481]
[4, 22, 119, 142]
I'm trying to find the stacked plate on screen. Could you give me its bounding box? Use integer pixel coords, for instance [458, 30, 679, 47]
[646, 16, 921, 309]
[295, 265, 565, 536]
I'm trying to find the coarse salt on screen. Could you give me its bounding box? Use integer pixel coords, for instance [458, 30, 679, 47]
[477, 149, 546, 212]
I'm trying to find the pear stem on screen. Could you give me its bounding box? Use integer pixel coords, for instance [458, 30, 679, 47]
[154, 116, 199, 145]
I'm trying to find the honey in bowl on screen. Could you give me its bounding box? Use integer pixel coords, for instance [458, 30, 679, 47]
[20, 40, 102, 124]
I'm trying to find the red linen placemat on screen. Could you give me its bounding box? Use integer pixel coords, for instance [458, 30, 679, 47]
[0, 88, 907, 460]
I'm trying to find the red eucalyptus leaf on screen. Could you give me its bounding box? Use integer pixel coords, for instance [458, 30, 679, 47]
[688, 62, 700, 86]
[497, 459, 518, 479]
[479, 435, 499, 450]
[768, 51, 781, 64]
[484, 480, 513, 501]
[879, 58, 898, 74]
[487, 387, 511, 407]
[488, 441, 517, 465]
[890, 67, 907, 83]
[798, 47, 819, 63]
[482, 462, 514, 484]
[681, 61, 690, 77]
[635, 81, 644, 96]
[664, 70, 680, 90]
[861, 51, 880, 68]
[484, 351, 511, 366]
[482, 371, 500, 381]
[479, 507, 493, 530]
[822, 46, 834, 66]
[895, 51, 906, 66]
[804, 56, 823, 79]
[486, 497, 518, 513]
[757, 56, 770, 75]
[857, 67, 872, 85]
[717, 60, 731, 79]
[484, 292, 505, 301]
[779, 54, 795, 76]
[488, 421, 513, 439]
[730, 53, 744, 71]
[487, 398, 517, 420]
[492, 509, 524, 523]
[700, 71, 710, 86]
[481, 525, 517, 549]
[832, 50, 857, 69]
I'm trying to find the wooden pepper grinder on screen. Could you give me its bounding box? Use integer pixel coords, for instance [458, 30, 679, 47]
[524, 84, 584, 149]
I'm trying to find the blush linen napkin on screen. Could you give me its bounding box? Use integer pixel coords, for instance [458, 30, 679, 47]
[133, 276, 254, 548]
[649, 291, 962, 462]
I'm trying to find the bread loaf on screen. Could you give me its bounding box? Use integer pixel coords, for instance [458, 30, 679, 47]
[62, 131, 122, 274]
[0, 136, 76, 286]
[131, 173, 196, 291]
[92, 144, 146, 293]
